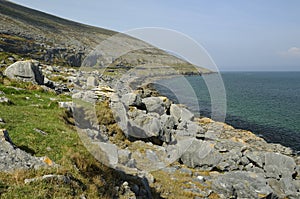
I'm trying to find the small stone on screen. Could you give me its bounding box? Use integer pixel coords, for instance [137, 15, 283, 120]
[0, 118, 5, 124]
[122, 181, 129, 187]
[162, 167, 177, 174]
[86, 76, 98, 87]
[179, 168, 192, 176]
[58, 101, 73, 112]
[8, 57, 15, 62]
[34, 128, 47, 136]
[195, 175, 205, 183]
[245, 151, 264, 168]
[0, 97, 11, 104]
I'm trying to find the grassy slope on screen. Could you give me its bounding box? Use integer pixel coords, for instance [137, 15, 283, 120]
[0, 80, 123, 198]
[0, 80, 216, 199]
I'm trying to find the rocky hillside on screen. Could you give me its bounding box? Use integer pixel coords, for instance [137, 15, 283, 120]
[1, 1, 299, 199]
[0, 0, 210, 75]
[0, 59, 299, 198]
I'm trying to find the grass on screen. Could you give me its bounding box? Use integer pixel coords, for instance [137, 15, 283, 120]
[0, 52, 21, 68]
[0, 34, 28, 42]
[0, 81, 125, 198]
[48, 75, 68, 83]
[151, 168, 212, 199]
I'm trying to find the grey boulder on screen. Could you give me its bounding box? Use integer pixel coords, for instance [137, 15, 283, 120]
[264, 152, 296, 179]
[86, 76, 99, 87]
[121, 93, 143, 108]
[128, 112, 161, 139]
[4, 60, 44, 85]
[268, 178, 300, 198]
[170, 104, 194, 123]
[212, 171, 273, 198]
[142, 97, 165, 115]
[159, 114, 176, 143]
[180, 139, 221, 170]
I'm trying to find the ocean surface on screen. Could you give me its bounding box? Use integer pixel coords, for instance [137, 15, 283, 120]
[155, 72, 300, 152]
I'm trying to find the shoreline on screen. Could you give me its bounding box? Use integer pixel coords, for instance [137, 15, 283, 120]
[1, 62, 300, 198]
[150, 73, 300, 153]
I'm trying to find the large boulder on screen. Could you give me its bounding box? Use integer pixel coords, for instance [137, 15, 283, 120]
[180, 139, 221, 170]
[264, 152, 296, 179]
[121, 93, 143, 108]
[142, 97, 165, 115]
[268, 178, 300, 198]
[214, 140, 245, 171]
[212, 171, 273, 198]
[170, 104, 194, 123]
[4, 60, 44, 85]
[159, 114, 176, 143]
[128, 110, 162, 139]
[245, 151, 265, 168]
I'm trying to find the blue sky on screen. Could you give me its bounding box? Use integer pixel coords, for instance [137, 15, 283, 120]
[10, 0, 300, 71]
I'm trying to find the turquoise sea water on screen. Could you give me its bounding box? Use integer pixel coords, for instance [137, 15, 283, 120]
[155, 72, 300, 152]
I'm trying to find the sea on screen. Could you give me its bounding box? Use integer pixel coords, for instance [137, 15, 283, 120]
[154, 72, 300, 152]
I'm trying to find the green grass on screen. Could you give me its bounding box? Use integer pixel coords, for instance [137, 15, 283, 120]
[0, 82, 123, 198]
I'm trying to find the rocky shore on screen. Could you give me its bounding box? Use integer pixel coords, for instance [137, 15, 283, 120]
[1, 60, 299, 198]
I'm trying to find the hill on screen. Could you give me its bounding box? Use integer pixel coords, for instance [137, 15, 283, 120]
[0, 0, 210, 75]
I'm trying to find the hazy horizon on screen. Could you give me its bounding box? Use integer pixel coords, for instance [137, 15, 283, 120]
[9, 0, 300, 71]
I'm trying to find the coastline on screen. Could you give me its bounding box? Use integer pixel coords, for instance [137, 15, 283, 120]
[1, 62, 300, 198]
[152, 72, 300, 153]
[103, 74, 300, 198]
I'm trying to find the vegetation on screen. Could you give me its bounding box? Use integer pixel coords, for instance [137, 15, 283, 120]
[151, 168, 213, 199]
[0, 1, 213, 197]
[0, 80, 123, 198]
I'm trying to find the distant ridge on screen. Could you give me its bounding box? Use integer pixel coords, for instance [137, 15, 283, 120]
[0, 0, 210, 74]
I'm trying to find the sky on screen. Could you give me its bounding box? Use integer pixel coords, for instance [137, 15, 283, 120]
[10, 0, 300, 71]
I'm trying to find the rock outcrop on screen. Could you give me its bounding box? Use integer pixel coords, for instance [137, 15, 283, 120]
[4, 60, 44, 84]
[58, 68, 300, 198]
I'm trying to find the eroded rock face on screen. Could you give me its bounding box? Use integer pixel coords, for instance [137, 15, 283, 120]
[4, 60, 44, 84]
